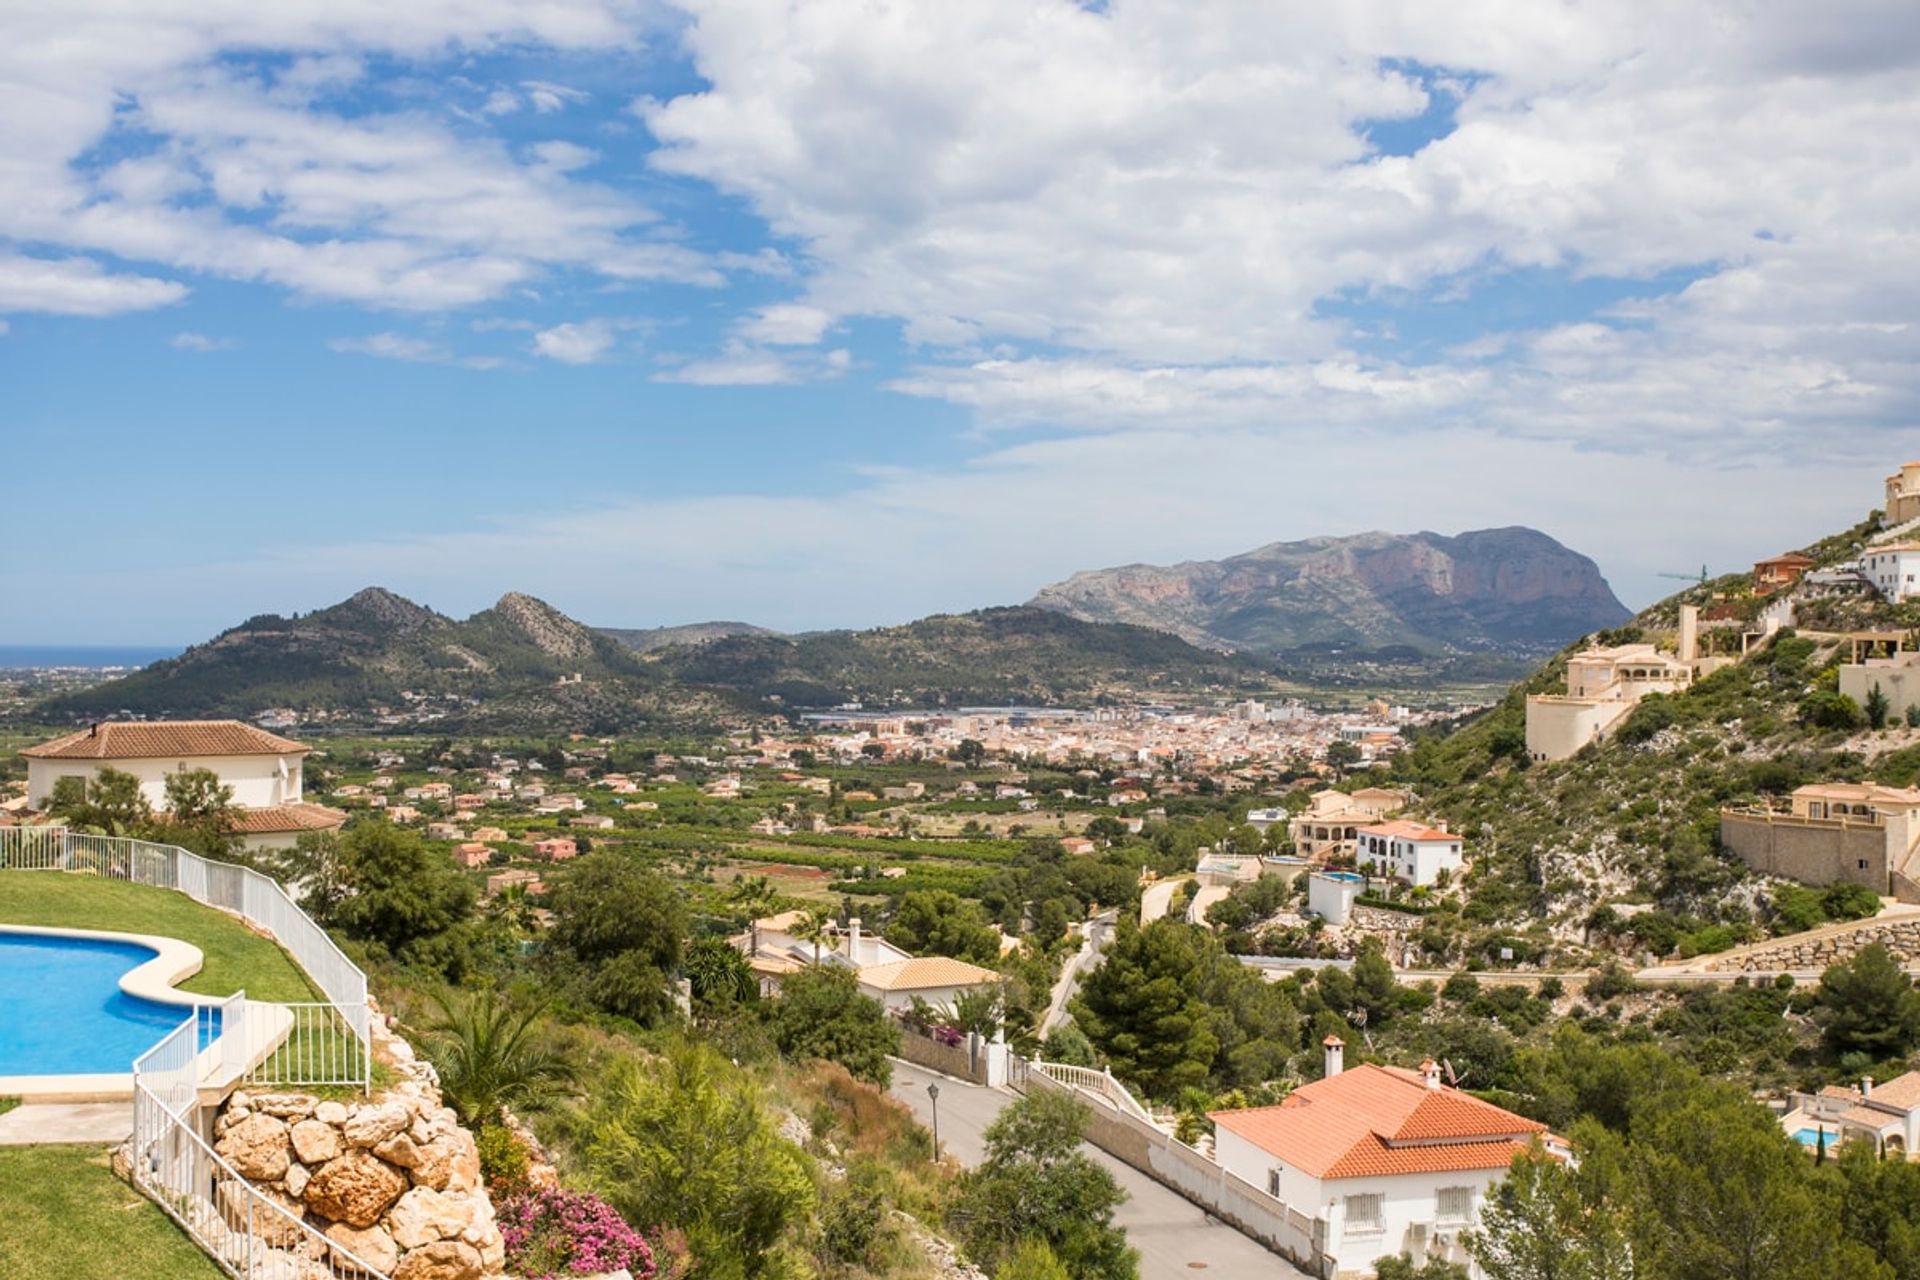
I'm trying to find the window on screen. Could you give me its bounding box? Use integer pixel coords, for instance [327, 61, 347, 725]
[1437, 1186, 1475, 1224]
[1344, 1194, 1384, 1234]
[1861, 860, 1871, 870]
[1267, 1169, 1283, 1201]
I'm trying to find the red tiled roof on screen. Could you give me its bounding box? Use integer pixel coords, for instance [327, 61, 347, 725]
[23, 721, 309, 760]
[1210, 1064, 1545, 1180]
[223, 803, 347, 835]
[1358, 819, 1459, 843]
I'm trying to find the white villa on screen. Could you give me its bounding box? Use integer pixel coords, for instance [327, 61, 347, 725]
[1862, 543, 1920, 604]
[738, 910, 1001, 1010]
[1292, 788, 1410, 860]
[1212, 1038, 1569, 1278]
[1780, 1071, 1920, 1157]
[1354, 820, 1464, 887]
[22, 719, 345, 850]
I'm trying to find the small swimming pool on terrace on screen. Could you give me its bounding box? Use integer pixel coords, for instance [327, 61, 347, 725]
[0, 933, 216, 1076]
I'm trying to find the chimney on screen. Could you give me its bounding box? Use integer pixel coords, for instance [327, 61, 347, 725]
[1864, 1075, 1875, 1098]
[849, 917, 862, 961]
[1420, 1057, 1442, 1090]
[1679, 604, 1699, 665]
[1322, 1034, 1345, 1079]
[1434, 819, 1448, 834]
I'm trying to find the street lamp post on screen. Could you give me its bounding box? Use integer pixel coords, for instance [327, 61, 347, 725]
[927, 1082, 941, 1158]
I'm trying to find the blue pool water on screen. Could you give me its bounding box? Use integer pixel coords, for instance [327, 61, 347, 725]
[1321, 871, 1366, 883]
[0, 933, 212, 1075]
[1793, 1127, 1833, 1148]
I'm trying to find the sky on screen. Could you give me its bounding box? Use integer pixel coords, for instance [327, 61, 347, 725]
[4, 1, 1920, 644]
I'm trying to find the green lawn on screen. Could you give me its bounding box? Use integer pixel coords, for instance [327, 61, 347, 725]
[0, 873, 320, 1003]
[0, 1146, 224, 1280]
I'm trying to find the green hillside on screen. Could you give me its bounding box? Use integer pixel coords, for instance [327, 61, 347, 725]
[1367, 514, 1920, 969]
[647, 605, 1277, 707]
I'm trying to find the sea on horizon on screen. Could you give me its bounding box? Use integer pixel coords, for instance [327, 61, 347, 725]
[0, 645, 180, 670]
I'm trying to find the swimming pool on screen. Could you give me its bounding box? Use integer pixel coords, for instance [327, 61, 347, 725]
[0, 933, 214, 1076]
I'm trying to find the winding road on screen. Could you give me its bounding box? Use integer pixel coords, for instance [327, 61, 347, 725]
[887, 1059, 1310, 1280]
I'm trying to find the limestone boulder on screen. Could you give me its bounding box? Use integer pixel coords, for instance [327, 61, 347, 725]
[392, 1240, 483, 1280]
[286, 1162, 311, 1200]
[214, 1112, 292, 1183]
[316, 1100, 349, 1126]
[388, 1186, 472, 1250]
[325, 1222, 401, 1275]
[215, 1178, 306, 1249]
[290, 1119, 343, 1165]
[304, 1151, 408, 1228]
[374, 1131, 421, 1169]
[344, 1100, 413, 1148]
[252, 1092, 321, 1119]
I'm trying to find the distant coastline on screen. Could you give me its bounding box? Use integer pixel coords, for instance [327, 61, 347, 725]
[0, 645, 180, 670]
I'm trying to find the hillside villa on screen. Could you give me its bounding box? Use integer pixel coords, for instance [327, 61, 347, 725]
[1720, 781, 1920, 902]
[21, 719, 345, 850]
[1887, 460, 1920, 526]
[737, 910, 1002, 1010]
[1754, 552, 1817, 596]
[1354, 820, 1464, 887]
[1211, 1037, 1569, 1277]
[1523, 606, 1732, 762]
[1779, 1072, 1920, 1157]
[1292, 788, 1410, 859]
[1841, 644, 1920, 722]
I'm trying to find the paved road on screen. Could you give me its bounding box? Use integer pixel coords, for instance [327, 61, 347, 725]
[1040, 910, 1115, 1034]
[888, 1059, 1310, 1280]
[1138, 877, 1194, 927]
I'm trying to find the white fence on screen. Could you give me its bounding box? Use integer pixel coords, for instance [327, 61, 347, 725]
[0, 827, 369, 1089]
[1026, 1060, 1156, 1124]
[133, 1074, 392, 1280]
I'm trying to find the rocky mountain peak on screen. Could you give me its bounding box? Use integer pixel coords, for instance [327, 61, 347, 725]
[488, 592, 597, 659]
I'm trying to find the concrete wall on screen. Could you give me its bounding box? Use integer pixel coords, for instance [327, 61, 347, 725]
[1016, 1066, 1335, 1277]
[1524, 695, 1634, 762]
[894, 1025, 995, 1085]
[1841, 663, 1920, 722]
[1719, 810, 1889, 891]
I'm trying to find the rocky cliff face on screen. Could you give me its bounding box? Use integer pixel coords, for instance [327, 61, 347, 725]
[1029, 527, 1630, 656]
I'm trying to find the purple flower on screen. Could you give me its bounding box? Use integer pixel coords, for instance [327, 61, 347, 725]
[498, 1187, 656, 1280]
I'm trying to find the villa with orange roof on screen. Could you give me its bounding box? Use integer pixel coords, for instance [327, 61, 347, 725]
[1354, 820, 1464, 887]
[1778, 1070, 1920, 1157]
[22, 719, 346, 850]
[1211, 1037, 1568, 1276]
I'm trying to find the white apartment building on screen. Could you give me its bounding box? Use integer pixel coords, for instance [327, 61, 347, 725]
[1863, 543, 1920, 603]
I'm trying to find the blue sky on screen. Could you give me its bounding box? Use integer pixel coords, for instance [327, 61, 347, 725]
[4, 1, 1919, 644]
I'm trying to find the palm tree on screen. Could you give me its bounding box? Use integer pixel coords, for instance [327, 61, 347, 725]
[728, 875, 779, 953]
[793, 906, 834, 965]
[684, 935, 756, 1006]
[425, 988, 577, 1126]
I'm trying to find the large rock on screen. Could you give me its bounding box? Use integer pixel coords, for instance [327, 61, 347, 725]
[411, 1131, 480, 1193]
[374, 1131, 421, 1169]
[387, 1187, 472, 1250]
[344, 1101, 412, 1148]
[290, 1119, 343, 1165]
[285, 1162, 311, 1200]
[316, 1100, 349, 1126]
[326, 1222, 401, 1274]
[214, 1112, 292, 1183]
[304, 1151, 408, 1228]
[252, 1092, 320, 1119]
[392, 1240, 483, 1280]
[215, 1178, 306, 1249]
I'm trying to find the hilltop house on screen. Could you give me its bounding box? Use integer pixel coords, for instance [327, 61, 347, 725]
[1720, 782, 1920, 901]
[1862, 544, 1920, 603]
[1754, 552, 1817, 596]
[531, 837, 578, 862]
[1292, 788, 1410, 860]
[1887, 460, 1920, 526]
[1523, 607, 1720, 762]
[1212, 1038, 1568, 1277]
[1779, 1072, 1920, 1157]
[22, 720, 345, 851]
[1354, 820, 1464, 887]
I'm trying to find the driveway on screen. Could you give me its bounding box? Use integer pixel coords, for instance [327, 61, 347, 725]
[1040, 910, 1115, 1034]
[888, 1059, 1311, 1280]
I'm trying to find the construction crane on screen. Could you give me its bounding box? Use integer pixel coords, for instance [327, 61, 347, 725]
[1658, 565, 1711, 585]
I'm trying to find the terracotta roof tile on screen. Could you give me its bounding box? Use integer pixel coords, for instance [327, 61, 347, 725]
[1210, 1064, 1545, 1180]
[1866, 1071, 1920, 1110]
[856, 956, 1001, 992]
[1358, 819, 1459, 843]
[23, 720, 310, 760]
[222, 803, 347, 835]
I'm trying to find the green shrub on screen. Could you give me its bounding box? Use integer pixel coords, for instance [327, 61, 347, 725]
[475, 1122, 533, 1197]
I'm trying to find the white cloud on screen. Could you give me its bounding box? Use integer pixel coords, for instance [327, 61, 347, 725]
[0, 4, 720, 313]
[644, 0, 1920, 455]
[523, 80, 590, 113]
[654, 339, 850, 385]
[328, 331, 502, 369]
[532, 319, 618, 364]
[172, 330, 235, 351]
[0, 251, 186, 315]
[739, 302, 831, 345]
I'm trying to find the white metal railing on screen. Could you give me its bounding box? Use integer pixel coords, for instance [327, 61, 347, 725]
[133, 1072, 392, 1280]
[1028, 1060, 1156, 1124]
[1, 827, 369, 1089]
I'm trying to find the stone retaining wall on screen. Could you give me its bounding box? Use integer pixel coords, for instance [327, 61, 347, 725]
[205, 1008, 506, 1280]
[1711, 919, 1920, 972]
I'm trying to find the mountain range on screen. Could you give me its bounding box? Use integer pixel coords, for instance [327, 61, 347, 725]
[1028, 527, 1630, 656]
